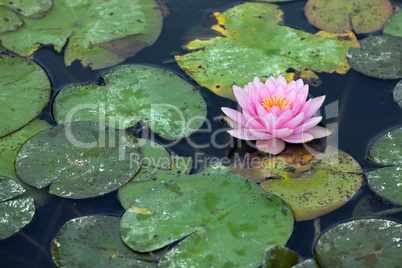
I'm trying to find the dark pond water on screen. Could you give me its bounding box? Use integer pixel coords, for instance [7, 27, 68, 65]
[1, 0, 401, 267]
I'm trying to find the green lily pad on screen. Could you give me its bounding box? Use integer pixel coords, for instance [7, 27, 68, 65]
[175, 2, 359, 100]
[369, 127, 402, 166]
[0, 176, 26, 202]
[0, 0, 52, 18]
[0, 5, 23, 33]
[262, 245, 299, 268]
[199, 162, 232, 175]
[314, 218, 402, 267]
[393, 81, 402, 108]
[0, 196, 35, 240]
[118, 139, 193, 209]
[121, 174, 294, 267]
[0, 55, 51, 138]
[304, 0, 393, 34]
[231, 145, 363, 221]
[0, 119, 50, 203]
[51, 215, 156, 267]
[366, 166, 402, 206]
[0, 0, 162, 69]
[384, 9, 402, 37]
[346, 35, 402, 79]
[53, 65, 207, 140]
[292, 259, 320, 268]
[15, 121, 142, 199]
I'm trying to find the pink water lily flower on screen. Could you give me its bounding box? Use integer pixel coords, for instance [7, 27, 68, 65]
[222, 75, 332, 154]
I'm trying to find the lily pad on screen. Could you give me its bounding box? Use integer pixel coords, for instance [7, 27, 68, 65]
[0, 0, 162, 69]
[366, 166, 402, 206]
[262, 245, 299, 268]
[0, 119, 50, 203]
[118, 139, 193, 209]
[120, 174, 294, 267]
[0, 0, 52, 18]
[231, 145, 363, 221]
[292, 259, 320, 268]
[0, 5, 23, 33]
[0, 176, 26, 202]
[314, 218, 402, 267]
[368, 127, 402, 166]
[198, 162, 232, 175]
[175, 2, 359, 100]
[304, 0, 393, 34]
[346, 35, 402, 79]
[51, 215, 156, 267]
[0, 55, 51, 138]
[393, 81, 402, 108]
[0, 195, 35, 240]
[383, 9, 402, 37]
[15, 121, 142, 199]
[53, 65, 207, 140]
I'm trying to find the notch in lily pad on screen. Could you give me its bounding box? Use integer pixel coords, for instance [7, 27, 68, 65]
[0, 176, 35, 240]
[53, 65, 207, 140]
[15, 121, 142, 199]
[51, 215, 157, 267]
[120, 174, 294, 267]
[0, 55, 51, 138]
[366, 127, 402, 205]
[229, 144, 363, 221]
[0, 0, 163, 69]
[305, 0, 393, 34]
[175, 2, 360, 100]
[314, 218, 402, 267]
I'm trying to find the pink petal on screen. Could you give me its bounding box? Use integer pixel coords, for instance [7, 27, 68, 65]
[275, 75, 287, 87]
[305, 126, 332, 139]
[276, 110, 293, 128]
[221, 107, 245, 125]
[282, 112, 305, 129]
[265, 78, 276, 94]
[256, 138, 286, 155]
[293, 116, 322, 134]
[295, 85, 309, 104]
[273, 83, 285, 97]
[272, 128, 293, 138]
[295, 79, 304, 90]
[253, 77, 264, 89]
[260, 113, 277, 132]
[285, 80, 296, 93]
[227, 128, 257, 140]
[243, 110, 265, 129]
[302, 96, 325, 120]
[259, 84, 270, 100]
[250, 131, 273, 140]
[233, 86, 254, 116]
[282, 132, 314, 143]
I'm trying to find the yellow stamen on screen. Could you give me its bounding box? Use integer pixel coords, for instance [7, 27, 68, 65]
[262, 95, 292, 110]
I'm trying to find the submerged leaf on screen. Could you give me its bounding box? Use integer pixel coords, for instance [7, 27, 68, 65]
[53, 65, 207, 140]
[118, 139, 193, 209]
[51, 216, 156, 267]
[346, 35, 402, 79]
[15, 121, 142, 199]
[0, 55, 51, 138]
[120, 174, 294, 267]
[175, 2, 359, 100]
[314, 218, 402, 267]
[262, 245, 299, 268]
[305, 0, 393, 34]
[231, 145, 363, 221]
[0, 0, 162, 69]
